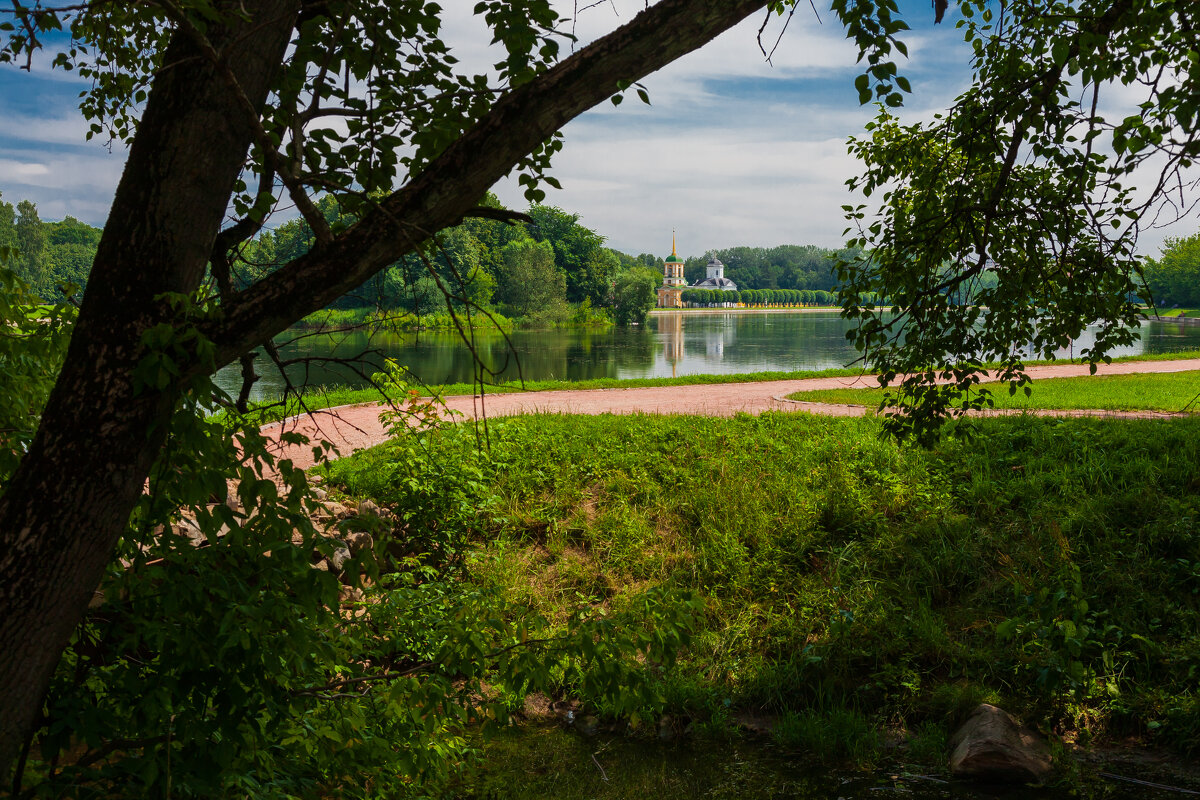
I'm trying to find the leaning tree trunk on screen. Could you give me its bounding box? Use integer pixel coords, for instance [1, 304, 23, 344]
[0, 0, 775, 775]
[0, 1, 300, 773]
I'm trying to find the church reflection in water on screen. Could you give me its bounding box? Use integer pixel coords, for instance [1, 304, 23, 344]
[662, 311, 684, 377]
[660, 311, 742, 377]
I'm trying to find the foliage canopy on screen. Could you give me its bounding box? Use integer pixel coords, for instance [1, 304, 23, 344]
[838, 0, 1200, 441]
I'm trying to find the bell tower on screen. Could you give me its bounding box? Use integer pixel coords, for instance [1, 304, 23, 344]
[656, 230, 687, 308]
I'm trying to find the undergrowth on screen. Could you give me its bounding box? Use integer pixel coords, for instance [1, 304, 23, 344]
[323, 412, 1200, 763]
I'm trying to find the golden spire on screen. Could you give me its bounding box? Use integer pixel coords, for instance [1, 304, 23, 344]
[671, 228, 677, 257]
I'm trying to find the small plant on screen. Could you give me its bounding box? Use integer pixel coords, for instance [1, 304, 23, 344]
[904, 721, 948, 765]
[995, 566, 1122, 702]
[771, 708, 882, 764]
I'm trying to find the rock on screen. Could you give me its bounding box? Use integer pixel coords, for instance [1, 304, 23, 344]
[325, 502, 351, 520]
[175, 517, 205, 545]
[339, 585, 364, 604]
[358, 498, 381, 517]
[949, 704, 1053, 784]
[345, 530, 374, 556]
[312, 488, 328, 501]
[658, 715, 677, 740]
[327, 540, 352, 573]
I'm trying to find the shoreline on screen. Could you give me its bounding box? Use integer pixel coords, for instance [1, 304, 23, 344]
[260, 357, 1200, 472]
[650, 306, 841, 315]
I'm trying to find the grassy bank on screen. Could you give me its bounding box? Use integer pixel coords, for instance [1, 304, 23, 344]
[787, 371, 1200, 413]
[297, 307, 517, 332]
[322, 412, 1200, 766]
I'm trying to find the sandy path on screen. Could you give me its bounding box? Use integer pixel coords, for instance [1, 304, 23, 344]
[261, 359, 1200, 470]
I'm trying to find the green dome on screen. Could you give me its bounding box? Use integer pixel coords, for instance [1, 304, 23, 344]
[664, 254, 684, 263]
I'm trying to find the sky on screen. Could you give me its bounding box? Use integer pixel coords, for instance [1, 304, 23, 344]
[0, 1, 1188, 259]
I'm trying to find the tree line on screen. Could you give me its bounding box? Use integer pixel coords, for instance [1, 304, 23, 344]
[1144, 232, 1200, 308]
[0, 191, 99, 302]
[232, 194, 666, 325]
[0, 190, 870, 320]
[680, 287, 845, 306]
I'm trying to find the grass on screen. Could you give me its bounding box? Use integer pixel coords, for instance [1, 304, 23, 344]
[787, 370, 1200, 413]
[1143, 308, 1199, 319]
[322, 412, 1200, 766]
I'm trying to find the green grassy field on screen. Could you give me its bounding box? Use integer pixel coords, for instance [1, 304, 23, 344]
[787, 370, 1200, 413]
[322, 412, 1200, 764]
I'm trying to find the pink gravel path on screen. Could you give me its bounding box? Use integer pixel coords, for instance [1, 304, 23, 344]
[260, 359, 1200, 471]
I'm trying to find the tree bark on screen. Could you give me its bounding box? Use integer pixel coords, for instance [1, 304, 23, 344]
[0, 0, 301, 774]
[0, 0, 769, 775]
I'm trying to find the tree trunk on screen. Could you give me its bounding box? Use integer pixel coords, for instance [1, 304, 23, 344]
[0, 1, 300, 774]
[0, 0, 771, 776]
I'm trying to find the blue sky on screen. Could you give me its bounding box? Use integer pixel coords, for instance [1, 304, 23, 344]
[0, 1, 1185, 259]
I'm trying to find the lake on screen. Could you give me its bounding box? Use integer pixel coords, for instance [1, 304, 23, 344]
[214, 310, 1200, 402]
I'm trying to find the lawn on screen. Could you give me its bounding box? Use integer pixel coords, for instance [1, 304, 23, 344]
[788, 370, 1200, 413]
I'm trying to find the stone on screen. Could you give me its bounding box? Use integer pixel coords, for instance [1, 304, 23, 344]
[175, 517, 205, 545]
[325, 502, 350, 519]
[658, 715, 678, 740]
[358, 498, 381, 517]
[327, 540, 352, 573]
[338, 585, 364, 604]
[312, 488, 328, 501]
[949, 704, 1053, 784]
[345, 530, 374, 556]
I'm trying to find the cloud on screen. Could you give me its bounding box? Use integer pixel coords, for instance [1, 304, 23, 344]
[0, 159, 51, 180]
[1, 0, 1192, 259]
[0, 112, 96, 148]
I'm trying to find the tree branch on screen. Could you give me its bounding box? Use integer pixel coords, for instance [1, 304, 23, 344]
[202, 0, 771, 368]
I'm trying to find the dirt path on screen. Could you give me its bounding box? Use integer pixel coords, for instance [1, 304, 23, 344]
[261, 359, 1200, 470]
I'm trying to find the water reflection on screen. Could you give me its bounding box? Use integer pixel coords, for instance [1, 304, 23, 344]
[214, 311, 1200, 402]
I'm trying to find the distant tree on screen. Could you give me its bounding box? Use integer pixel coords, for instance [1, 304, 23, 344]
[1144, 233, 1200, 308]
[527, 205, 613, 307]
[45, 216, 101, 297]
[613, 267, 658, 324]
[14, 200, 47, 295]
[0, 192, 15, 256]
[496, 238, 566, 318]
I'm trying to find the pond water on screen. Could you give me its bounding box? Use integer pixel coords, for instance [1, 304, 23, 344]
[466, 725, 1168, 799]
[214, 310, 1200, 402]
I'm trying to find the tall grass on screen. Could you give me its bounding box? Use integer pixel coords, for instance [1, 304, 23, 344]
[323, 412, 1200, 757]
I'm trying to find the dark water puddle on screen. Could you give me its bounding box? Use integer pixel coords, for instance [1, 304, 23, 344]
[464, 725, 1194, 799]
